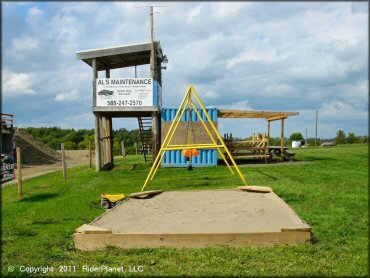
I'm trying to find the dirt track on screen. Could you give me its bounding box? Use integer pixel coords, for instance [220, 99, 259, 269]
[2, 150, 94, 186]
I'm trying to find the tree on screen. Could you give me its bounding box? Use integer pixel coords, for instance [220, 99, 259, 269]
[347, 133, 359, 144]
[63, 141, 77, 150]
[289, 132, 304, 142]
[360, 136, 369, 143]
[113, 141, 121, 156]
[308, 138, 322, 147]
[335, 130, 346, 145]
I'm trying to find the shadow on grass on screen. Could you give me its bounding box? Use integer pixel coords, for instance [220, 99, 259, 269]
[311, 235, 320, 244]
[19, 193, 59, 202]
[113, 163, 151, 171]
[254, 169, 278, 180]
[32, 218, 64, 225]
[218, 159, 268, 166]
[296, 156, 337, 162]
[218, 158, 301, 166]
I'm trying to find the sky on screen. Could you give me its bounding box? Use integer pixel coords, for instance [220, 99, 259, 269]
[2, 1, 369, 139]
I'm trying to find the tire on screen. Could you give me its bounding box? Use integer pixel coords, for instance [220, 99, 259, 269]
[101, 199, 112, 209]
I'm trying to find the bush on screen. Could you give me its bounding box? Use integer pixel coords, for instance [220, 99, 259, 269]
[77, 141, 87, 150]
[289, 132, 304, 142]
[63, 141, 77, 150]
[113, 141, 121, 156]
[347, 133, 359, 144]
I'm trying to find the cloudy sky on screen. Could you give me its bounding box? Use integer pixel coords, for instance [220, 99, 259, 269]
[2, 1, 368, 139]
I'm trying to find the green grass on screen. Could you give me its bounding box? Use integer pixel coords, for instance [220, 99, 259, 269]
[1, 144, 368, 277]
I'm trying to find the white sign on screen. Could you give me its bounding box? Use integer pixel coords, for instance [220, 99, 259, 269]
[96, 78, 153, 107]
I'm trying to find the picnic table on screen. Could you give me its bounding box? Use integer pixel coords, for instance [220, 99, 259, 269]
[267, 146, 295, 161]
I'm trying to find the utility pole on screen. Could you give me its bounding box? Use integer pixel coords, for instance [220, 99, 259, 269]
[136, 5, 167, 79]
[150, 6, 155, 80]
[136, 5, 166, 161]
[305, 127, 308, 146]
[315, 111, 320, 147]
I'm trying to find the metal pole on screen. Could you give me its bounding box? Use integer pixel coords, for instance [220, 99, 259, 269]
[305, 127, 308, 146]
[315, 111, 319, 147]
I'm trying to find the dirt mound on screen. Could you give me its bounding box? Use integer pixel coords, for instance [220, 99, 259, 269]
[14, 129, 61, 166]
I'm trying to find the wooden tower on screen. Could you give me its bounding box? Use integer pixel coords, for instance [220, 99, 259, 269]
[76, 42, 167, 171]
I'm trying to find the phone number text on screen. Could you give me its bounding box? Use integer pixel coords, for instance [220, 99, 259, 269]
[107, 100, 143, 106]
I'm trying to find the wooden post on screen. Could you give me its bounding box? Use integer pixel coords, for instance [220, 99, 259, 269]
[107, 116, 113, 165]
[92, 58, 98, 108]
[135, 143, 138, 156]
[16, 147, 23, 198]
[121, 141, 126, 159]
[61, 143, 67, 180]
[104, 67, 114, 166]
[281, 119, 285, 161]
[105, 116, 111, 164]
[110, 116, 114, 164]
[152, 112, 160, 160]
[100, 116, 106, 166]
[267, 120, 271, 146]
[95, 113, 101, 171]
[89, 140, 92, 168]
[92, 58, 101, 171]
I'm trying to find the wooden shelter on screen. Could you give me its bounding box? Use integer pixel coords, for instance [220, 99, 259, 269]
[219, 109, 299, 161]
[76, 42, 167, 171]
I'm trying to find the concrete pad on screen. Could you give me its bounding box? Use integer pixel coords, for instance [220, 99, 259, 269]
[74, 189, 311, 250]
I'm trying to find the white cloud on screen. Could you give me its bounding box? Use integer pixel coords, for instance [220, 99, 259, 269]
[320, 100, 368, 121]
[26, 7, 43, 23]
[264, 83, 294, 97]
[3, 72, 36, 96]
[50, 14, 82, 56]
[187, 5, 202, 22]
[218, 100, 253, 110]
[12, 37, 39, 52]
[55, 89, 81, 102]
[204, 91, 219, 99]
[226, 49, 290, 69]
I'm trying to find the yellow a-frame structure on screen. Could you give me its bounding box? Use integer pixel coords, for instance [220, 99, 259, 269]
[141, 85, 248, 192]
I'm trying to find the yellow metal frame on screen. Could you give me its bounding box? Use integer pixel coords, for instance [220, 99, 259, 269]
[141, 85, 248, 192]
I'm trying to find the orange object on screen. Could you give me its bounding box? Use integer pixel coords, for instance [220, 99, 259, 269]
[182, 149, 200, 157]
[182, 149, 191, 157]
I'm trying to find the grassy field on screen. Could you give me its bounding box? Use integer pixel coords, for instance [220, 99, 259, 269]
[1, 144, 368, 277]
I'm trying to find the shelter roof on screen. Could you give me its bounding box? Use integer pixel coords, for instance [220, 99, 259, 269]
[218, 110, 299, 121]
[76, 41, 163, 71]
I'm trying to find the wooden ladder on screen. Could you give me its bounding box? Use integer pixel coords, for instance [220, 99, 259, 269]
[138, 117, 153, 163]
